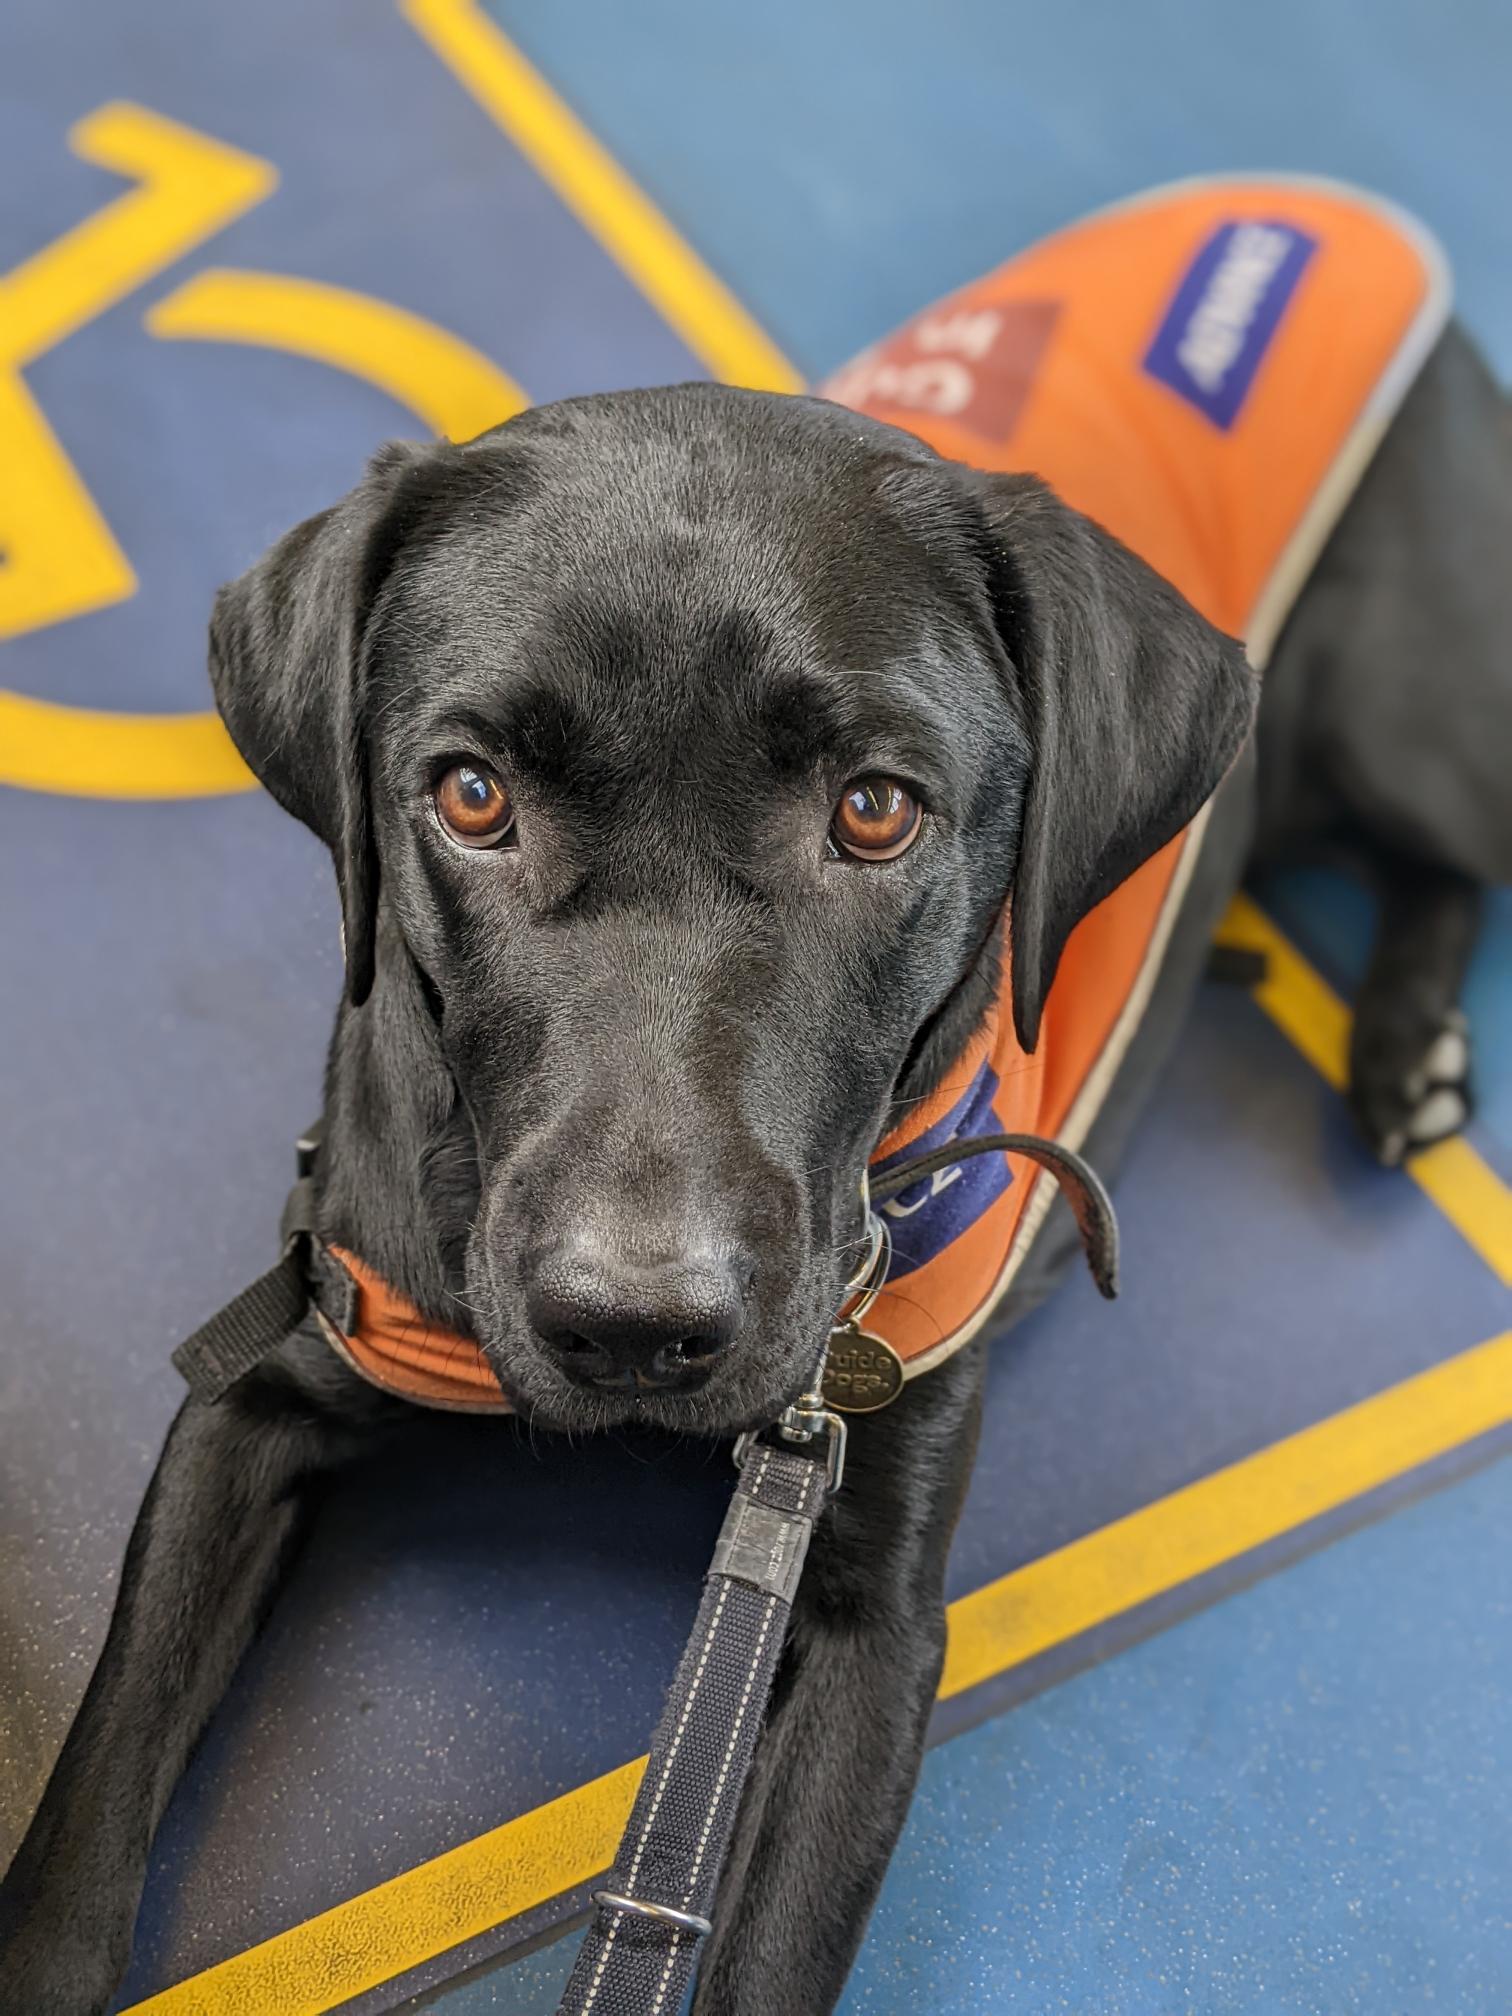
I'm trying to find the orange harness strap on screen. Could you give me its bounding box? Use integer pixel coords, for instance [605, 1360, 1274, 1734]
[311, 1125, 1124, 1416]
[320, 1245, 509, 1410]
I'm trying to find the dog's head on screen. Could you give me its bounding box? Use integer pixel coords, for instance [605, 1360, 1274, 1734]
[211, 386, 1254, 1433]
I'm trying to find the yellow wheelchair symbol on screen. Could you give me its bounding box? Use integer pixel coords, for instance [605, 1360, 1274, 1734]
[0, 101, 526, 799]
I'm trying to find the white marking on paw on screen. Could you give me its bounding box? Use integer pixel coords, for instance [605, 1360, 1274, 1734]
[1408, 1086, 1469, 1145]
[1421, 1027, 1469, 1087]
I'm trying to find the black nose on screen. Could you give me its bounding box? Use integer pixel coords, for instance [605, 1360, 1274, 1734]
[528, 1243, 749, 1392]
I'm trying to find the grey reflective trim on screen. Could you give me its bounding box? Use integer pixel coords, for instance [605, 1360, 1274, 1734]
[710, 1491, 814, 1606]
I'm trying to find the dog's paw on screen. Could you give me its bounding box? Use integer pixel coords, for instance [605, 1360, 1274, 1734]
[1348, 1006, 1472, 1166]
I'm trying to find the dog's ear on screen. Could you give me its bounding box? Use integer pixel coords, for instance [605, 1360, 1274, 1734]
[967, 471, 1258, 1052]
[209, 442, 429, 1007]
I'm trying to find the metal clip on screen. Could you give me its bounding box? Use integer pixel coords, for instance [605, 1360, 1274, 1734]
[734, 1398, 847, 1496]
[591, 1890, 714, 1938]
[842, 1208, 889, 1307]
[729, 1206, 890, 1495]
[776, 1395, 848, 1494]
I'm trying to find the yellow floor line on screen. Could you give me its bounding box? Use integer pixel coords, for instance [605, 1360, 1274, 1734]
[400, 0, 802, 394]
[125, 1760, 647, 2016]
[1216, 894, 1512, 1287]
[942, 1326, 1512, 1698]
[146, 269, 527, 443]
[125, 1327, 1512, 2014]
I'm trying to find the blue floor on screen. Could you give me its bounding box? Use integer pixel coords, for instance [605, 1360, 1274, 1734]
[2, 2, 1510, 2013]
[433, 1454, 1512, 2016]
[492, 0, 1512, 386]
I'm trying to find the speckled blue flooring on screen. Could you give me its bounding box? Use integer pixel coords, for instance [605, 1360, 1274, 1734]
[428, 1453, 1512, 2015]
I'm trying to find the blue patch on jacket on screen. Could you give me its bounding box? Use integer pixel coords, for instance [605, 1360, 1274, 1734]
[1144, 219, 1317, 428]
[873, 1059, 1011, 1280]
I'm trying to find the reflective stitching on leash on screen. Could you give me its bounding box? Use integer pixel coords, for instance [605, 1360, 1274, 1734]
[574, 1449, 772, 2014]
[646, 1586, 781, 2016]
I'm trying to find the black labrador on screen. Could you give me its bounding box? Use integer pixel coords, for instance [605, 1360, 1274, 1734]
[2, 322, 1508, 2016]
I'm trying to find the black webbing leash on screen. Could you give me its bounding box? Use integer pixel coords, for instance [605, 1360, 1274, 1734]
[556, 1431, 836, 2016]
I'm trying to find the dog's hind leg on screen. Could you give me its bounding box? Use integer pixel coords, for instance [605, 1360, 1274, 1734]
[0, 1339, 378, 2016]
[689, 1343, 985, 2016]
[1348, 854, 1482, 1163]
[1257, 322, 1512, 1165]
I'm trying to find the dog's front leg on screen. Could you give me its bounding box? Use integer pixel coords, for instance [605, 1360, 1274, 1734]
[692, 1345, 986, 2016]
[0, 1345, 370, 2016]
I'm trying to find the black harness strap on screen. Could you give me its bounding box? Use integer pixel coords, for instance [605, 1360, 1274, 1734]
[172, 1131, 333, 1405]
[871, 1128, 1121, 1300]
[171, 1248, 310, 1402]
[555, 1439, 832, 2016]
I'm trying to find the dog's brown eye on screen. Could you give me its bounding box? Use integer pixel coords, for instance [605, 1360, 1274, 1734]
[435, 763, 515, 847]
[830, 778, 922, 861]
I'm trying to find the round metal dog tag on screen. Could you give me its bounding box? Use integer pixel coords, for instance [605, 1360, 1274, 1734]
[822, 1325, 905, 1412]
